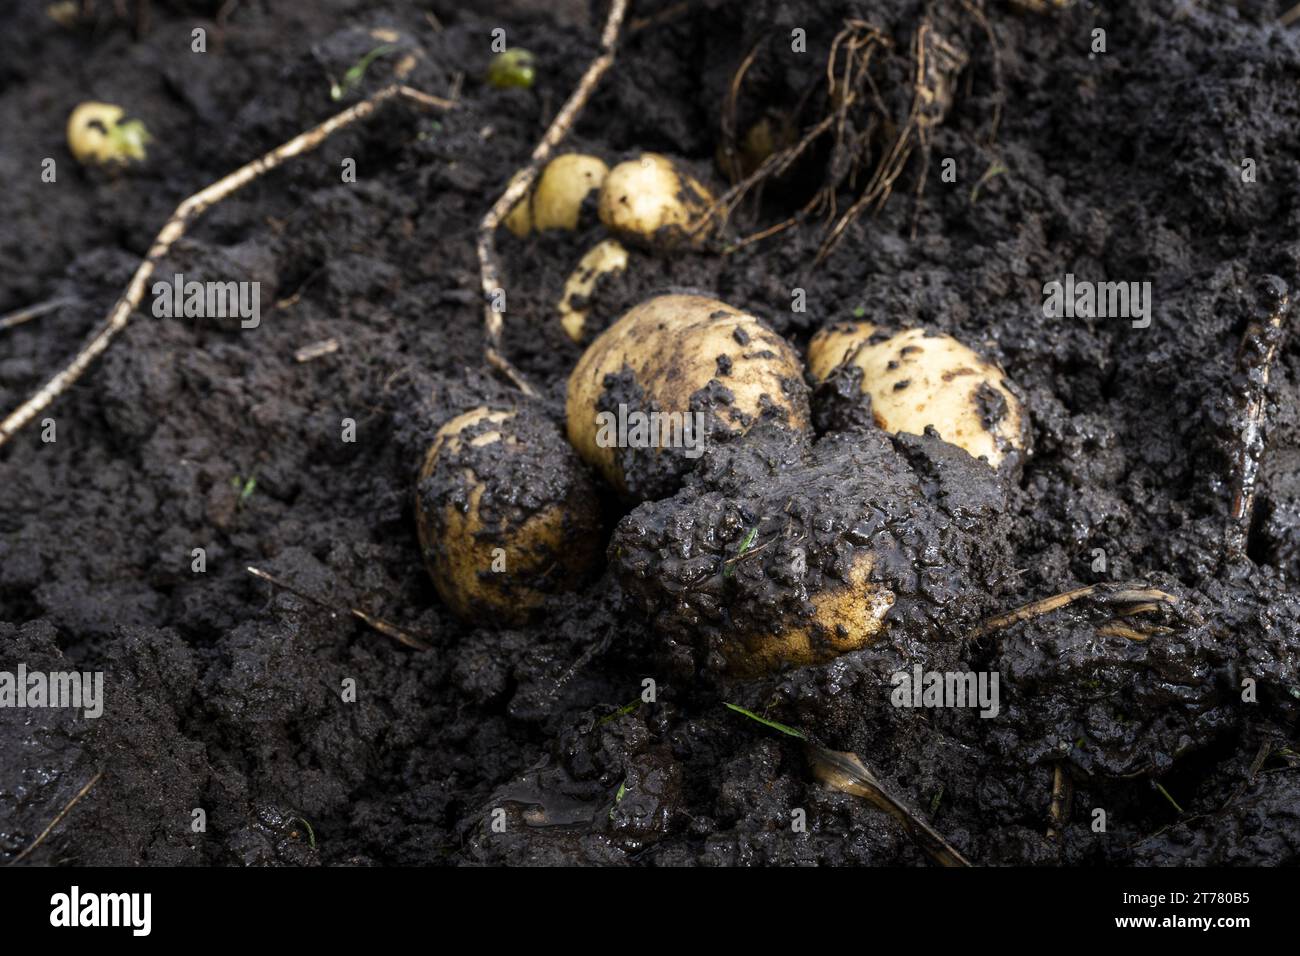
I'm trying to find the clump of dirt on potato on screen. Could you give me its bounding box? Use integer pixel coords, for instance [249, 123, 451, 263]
[567, 293, 810, 500]
[808, 322, 1030, 469]
[613, 424, 1015, 675]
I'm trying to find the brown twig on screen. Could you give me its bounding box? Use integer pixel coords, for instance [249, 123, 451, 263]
[970, 583, 1180, 639]
[0, 84, 455, 451]
[628, 0, 692, 34]
[1225, 275, 1291, 562]
[969, 584, 1097, 638]
[0, 297, 77, 331]
[294, 338, 340, 363]
[477, 0, 629, 398]
[9, 771, 103, 865]
[246, 565, 432, 651]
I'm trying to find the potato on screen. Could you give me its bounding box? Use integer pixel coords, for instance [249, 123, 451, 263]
[727, 551, 896, 675]
[416, 405, 604, 624]
[66, 101, 149, 166]
[504, 154, 609, 237]
[597, 153, 714, 249]
[566, 293, 810, 499]
[487, 48, 536, 89]
[808, 322, 1028, 468]
[557, 239, 629, 342]
[612, 425, 1013, 676]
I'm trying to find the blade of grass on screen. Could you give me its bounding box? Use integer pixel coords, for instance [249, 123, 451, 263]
[724, 702, 806, 740]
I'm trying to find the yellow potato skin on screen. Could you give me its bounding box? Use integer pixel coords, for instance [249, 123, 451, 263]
[597, 154, 713, 249]
[416, 407, 603, 624]
[566, 294, 810, 495]
[724, 553, 894, 675]
[504, 154, 608, 237]
[808, 322, 1028, 467]
[557, 239, 629, 342]
[503, 171, 533, 237]
[533, 154, 609, 230]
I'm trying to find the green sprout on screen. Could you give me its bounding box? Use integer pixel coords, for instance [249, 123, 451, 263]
[487, 49, 536, 90]
[1152, 781, 1185, 816]
[970, 162, 1009, 204]
[723, 527, 759, 579]
[597, 699, 641, 726]
[609, 781, 627, 820]
[330, 44, 397, 101]
[293, 816, 317, 850]
[930, 785, 945, 814]
[724, 702, 806, 740]
[109, 119, 150, 162]
[231, 475, 257, 506]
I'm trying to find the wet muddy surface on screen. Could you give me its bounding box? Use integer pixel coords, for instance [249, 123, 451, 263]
[2, 0, 1300, 866]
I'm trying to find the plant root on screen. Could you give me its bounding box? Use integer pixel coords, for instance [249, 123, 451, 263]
[699, 13, 974, 267]
[246, 566, 431, 652]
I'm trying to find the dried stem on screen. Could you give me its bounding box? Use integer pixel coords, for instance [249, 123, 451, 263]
[246, 565, 432, 651]
[477, 0, 629, 398]
[970, 583, 1180, 639]
[0, 297, 77, 332]
[806, 743, 971, 867]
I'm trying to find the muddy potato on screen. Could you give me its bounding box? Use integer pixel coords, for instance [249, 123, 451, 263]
[597, 153, 714, 249]
[505, 154, 609, 237]
[808, 322, 1028, 468]
[416, 405, 604, 625]
[557, 239, 629, 342]
[566, 293, 810, 500]
[613, 426, 1013, 676]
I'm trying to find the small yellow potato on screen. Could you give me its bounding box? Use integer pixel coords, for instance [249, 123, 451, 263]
[504, 154, 609, 237]
[808, 322, 1028, 467]
[566, 293, 810, 498]
[66, 102, 150, 166]
[415, 406, 604, 624]
[557, 239, 629, 342]
[597, 153, 714, 249]
[503, 171, 533, 237]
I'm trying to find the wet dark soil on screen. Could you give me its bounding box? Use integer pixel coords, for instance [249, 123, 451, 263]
[3, 0, 1300, 866]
